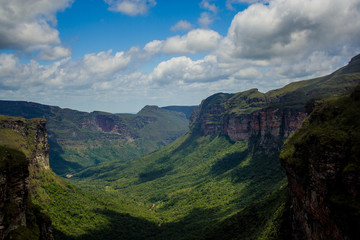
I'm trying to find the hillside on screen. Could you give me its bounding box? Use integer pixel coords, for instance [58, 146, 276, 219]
[0, 102, 190, 176]
[161, 105, 199, 119]
[71, 56, 360, 238]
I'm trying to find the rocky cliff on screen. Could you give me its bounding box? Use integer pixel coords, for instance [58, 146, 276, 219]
[280, 86, 360, 240]
[0, 115, 53, 240]
[191, 89, 308, 155]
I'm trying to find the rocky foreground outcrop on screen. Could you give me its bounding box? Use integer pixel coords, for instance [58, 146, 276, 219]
[280, 86, 360, 240]
[0, 116, 53, 240]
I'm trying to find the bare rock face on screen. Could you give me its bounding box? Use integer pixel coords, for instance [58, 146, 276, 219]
[0, 116, 53, 240]
[280, 87, 360, 240]
[222, 109, 307, 154]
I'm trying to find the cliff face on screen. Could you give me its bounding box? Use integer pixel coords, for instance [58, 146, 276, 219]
[222, 108, 307, 153]
[280, 86, 360, 240]
[191, 90, 307, 154]
[0, 116, 53, 240]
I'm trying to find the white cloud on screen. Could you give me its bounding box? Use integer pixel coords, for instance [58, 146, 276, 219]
[198, 12, 214, 28]
[198, 0, 218, 28]
[150, 55, 227, 84]
[0, 50, 130, 91]
[163, 29, 221, 54]
[38, 46, 72, 61]
[170, 20, 193, 32]
[104, 0, 156, 16]
[200, 0, 218, 14]
[144, 29, 221, 55]
[0, 0, 73, 59]
[83, 50, 130, 75]
[220, 0, 360, 61]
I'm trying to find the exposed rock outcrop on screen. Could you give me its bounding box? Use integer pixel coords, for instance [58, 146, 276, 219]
[0, 116, 53, 240]
[280, 86, 360, 240]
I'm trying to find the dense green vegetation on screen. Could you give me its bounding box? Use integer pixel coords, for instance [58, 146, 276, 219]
[0, 103, 189, 176]
[70, 131, 287, 239]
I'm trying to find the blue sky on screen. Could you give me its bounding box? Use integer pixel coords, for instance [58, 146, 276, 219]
[0, 0, 360, 113]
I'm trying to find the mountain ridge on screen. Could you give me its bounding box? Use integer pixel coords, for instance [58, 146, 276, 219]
[0, 101, 190, 176]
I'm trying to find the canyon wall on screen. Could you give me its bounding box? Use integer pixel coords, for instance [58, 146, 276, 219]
[191, 90, 307, 155]
[0, 116, 53, 240]
[280, 87, 360, 240]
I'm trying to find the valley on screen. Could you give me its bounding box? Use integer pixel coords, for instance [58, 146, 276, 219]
[0, 102, 195, 176]
[1, 54, 360, 240]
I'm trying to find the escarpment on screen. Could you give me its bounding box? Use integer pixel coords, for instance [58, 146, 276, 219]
[280, 86, 360, 240]
[191, 89, 308, 155]
[0, 115, 53, 240]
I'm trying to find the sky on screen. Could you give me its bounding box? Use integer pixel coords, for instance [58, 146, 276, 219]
[0, 0, 360, 113]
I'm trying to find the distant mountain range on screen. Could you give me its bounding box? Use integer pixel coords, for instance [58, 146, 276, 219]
[0, 101, 196, 175]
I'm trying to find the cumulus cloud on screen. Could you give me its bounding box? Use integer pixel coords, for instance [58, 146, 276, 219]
[38, 46, 72, 61]
[150, 55, 228, 84]
[83, 50, 130, 75]
[0, 50, 130, 91]
[163, 29, 221, 54]
[143, 40, 164, 56]
[144, 29, 222, 55]
[105, 0, 156, 16]
[219, 0, 360, 61]
[0, 0, 73, 59]
[170, 20, 193, 32]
